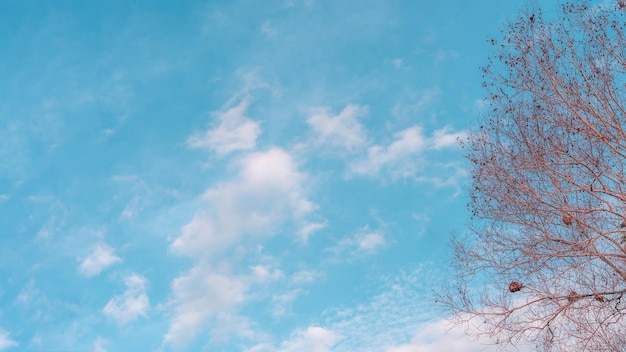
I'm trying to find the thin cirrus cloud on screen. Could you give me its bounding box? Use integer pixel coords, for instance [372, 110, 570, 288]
[102, 274, 150, 325]
[327, 226, 386, 262]
[77, 242, 122, 277]
[187, 98, 262, 156]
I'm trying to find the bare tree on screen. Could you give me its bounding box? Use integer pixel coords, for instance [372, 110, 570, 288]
[442, 1, 626, 351]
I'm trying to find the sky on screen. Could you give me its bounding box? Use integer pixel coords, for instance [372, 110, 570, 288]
[0, 1, 559, 351]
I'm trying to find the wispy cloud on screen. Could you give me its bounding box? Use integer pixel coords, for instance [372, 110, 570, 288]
[349, 126, 426, 178]
[306, 104, 368, 152]
[91, 336, 108, 352]
[103, 274, 149, 325]
[164, 266, 249, 349]
[187, 98, 262, 156]
[0, 329, 17, 351]
[298, 221, 327, 243]
[429, 125, 466, 150]
[327, 226, 386, 261]
[384, 318, 534, 352]
[78, 242, 122, 277]
[278, 326, 341, 352]
[348, 124, 466, 180]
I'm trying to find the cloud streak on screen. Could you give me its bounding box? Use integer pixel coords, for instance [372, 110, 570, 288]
[187, 98, 262, 156]
[103, 274, 150, 325]
[78, 243, 122, 277]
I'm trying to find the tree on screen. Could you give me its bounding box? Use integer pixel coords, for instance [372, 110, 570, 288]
[442, 1, 626, 351]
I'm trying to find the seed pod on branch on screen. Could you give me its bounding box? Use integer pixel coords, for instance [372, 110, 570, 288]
[509, 281, 524, 293]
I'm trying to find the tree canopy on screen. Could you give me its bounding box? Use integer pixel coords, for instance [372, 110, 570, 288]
[444, 1, 626, 351]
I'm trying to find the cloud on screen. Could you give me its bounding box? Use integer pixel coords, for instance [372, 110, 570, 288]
[306, 105, 368, 152]
[187, 98, 261, 156]
[278, 326, 341, 352]
[271, 289, 305, 317]
[298, 221, 327, 243]
[429, 125, 466, 150]
[349, 126, 426, 178]
[291, 270, 322, 285]
[103, 274, 149, 325]
[384, 319, 535, 352]
[91, 336, 108, 352]
[327, 226, 386, 261]
[392, 88, 440, 119]
[348, 125, 466, 179]
[78, 242, 122, 277]
[0, 329, 17, 351]
[171, 148, 315, 258]
[165, 148, 317, 348]
[163, 266, 249, 349]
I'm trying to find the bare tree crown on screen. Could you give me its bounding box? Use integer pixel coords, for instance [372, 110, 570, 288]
[444, 1, 626, 351]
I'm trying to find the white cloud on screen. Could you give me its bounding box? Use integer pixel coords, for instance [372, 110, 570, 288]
[103, 274, 149, 325]
[429, 125, 466, 150]
[298, 221, 327, 243]
[278, 326, 341, 352]
[78, 242, 122, 277]
[164, 266, 248, 349]
[166, 148, 318, 348]
[35, 216, 57, 239]
[385, 319, 534, 352]
[349, 126, 426, 178]
[250, 265, 284, 283]
[187, 98, 261, 156]
[271, 288, 305, 317]
[291, 270, 322, 285]
[91, 336, 108, 352]
[355, 231, 386, 252]
[0, 329, 17, 351]
[328, 226, 386, 261]
[349, 124, 466, 180]
[307, 105, 368, 152]
[171, 148, 315, 258]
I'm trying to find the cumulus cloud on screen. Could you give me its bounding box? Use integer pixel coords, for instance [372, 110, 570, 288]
[277, 327, 341, 352]
[187, 98, 261, 156]
[306, 104, 368, 152]
[165, 148, 318, 348]
[171, 148, 315, 257]
[78, 242, 122, 277]
[103, 274, 149, 325]
[0, 329, 17, 351]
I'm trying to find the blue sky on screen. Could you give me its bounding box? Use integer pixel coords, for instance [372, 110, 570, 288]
[0, 1, 557, 351]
